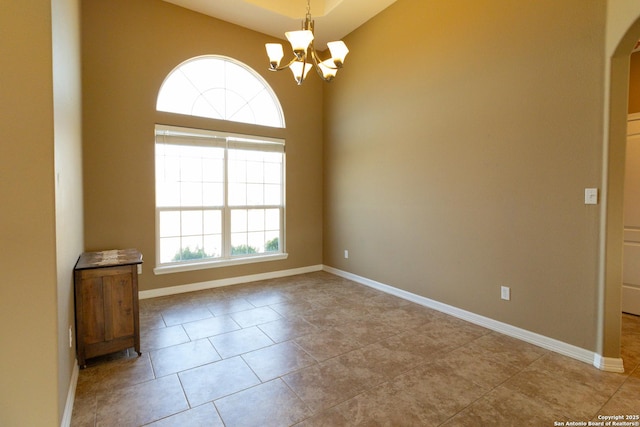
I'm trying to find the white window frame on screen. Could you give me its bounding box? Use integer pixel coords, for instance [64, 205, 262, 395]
[153, 124, 287, 275]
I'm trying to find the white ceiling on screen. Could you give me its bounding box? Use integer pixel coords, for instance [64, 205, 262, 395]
[162, 0, 397, 48]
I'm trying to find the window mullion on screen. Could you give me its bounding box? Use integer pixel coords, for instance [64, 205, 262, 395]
[223, 142, 231, 258]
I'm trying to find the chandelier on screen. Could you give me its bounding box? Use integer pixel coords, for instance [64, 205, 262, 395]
[265, 0, 349, 85]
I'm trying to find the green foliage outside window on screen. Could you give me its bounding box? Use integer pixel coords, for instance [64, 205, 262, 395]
[265, 237, 279, 252]
[173, 237, 279, 261]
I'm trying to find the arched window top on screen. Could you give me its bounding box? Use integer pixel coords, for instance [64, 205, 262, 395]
[157, 55, 285, 128]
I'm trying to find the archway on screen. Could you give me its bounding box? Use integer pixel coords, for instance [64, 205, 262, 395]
[601, 11, 640, 370]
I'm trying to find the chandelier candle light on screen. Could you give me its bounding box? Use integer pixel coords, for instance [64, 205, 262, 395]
[265, 0, 349, 84]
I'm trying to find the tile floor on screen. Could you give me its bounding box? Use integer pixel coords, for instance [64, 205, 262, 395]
[71, 271, 640, 426]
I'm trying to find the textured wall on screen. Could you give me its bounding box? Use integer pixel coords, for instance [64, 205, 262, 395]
[324, 0, 606, 351]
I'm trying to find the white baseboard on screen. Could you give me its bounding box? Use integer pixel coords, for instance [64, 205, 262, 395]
[60, 361, 79, 427]
[593, 354, 626, 373]
[323, 265, 624, 373]
[139, 264, 323, 299]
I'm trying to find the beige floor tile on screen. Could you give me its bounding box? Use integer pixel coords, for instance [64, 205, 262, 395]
[258, 316, 320, 343]
[161, 303, 213, 326]
[215, 379, 311, 427]
[206, 297, 255, 315]
[145, 402, 224, 427]
[294, 328, 362, 361]
[332, 379, 436, 425]
[371, 305, 439, 330]
[181, 314, 241, 340]
[333, 317, 400, 346]
[283, 349, 386, 413]
[229, 305, 282, 327]
[209, 325, 274, 358]
[179, 356, 260, 406]
[139, 310, 166, 331]
[269, 299, 318, 318]
[95, 375, 188, 426]
[70, 393, 96, 427]
[595, 375, 640, 417]
[293, 407, 351, 427]
[359, 336, 428, 380]
[442, 386, 567, 426]
[243, 290, 290, 307]
[76, 351, 154, 395]
[502, 366, 614, 419]
[241, 341, 316, 381]
[532, 352, 627, 393]
[430, 345, 523, 388]
[150, 338, 220, 377]
[141, 324, 190, 351]
[465, 332, 548, 367]
[72, 273, 640, 426]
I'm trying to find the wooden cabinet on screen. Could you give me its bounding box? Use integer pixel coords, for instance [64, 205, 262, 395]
[74, 249, 143, 367]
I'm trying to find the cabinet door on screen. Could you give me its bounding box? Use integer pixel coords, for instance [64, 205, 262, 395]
[80, 277, 106, 344]
[103, 271, 135, 340]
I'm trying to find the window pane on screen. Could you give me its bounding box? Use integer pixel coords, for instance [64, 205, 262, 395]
[265, 184, 281, 205]
[264, 163, 281, 184]
[203, 183, 223, 206]
[181, 156, 202, 182]
[265, 209, 280, 230]
[159, 211, 181, 238]
[160, 237, 181, 263]
[265, 231, 279, 252]
[246, 161, 264, 183]
[246, 184, 264, 205]
[181, 210, 202, 236]
[182, 236, 204, 258]
[231, 209, 247, 233]
[248, 209, 265, 232]
[231, 232, 252, 255]
[203, 210, 222, 234]
[181, 182, 203, 207]
[157, 182, 180, 207]
[228, 159, 246, 183]
[203, 234, 222, 258]
[203, 158, 223, 182]
[156, 56, 284, 128]
[228, 183, 247, 206]
[248, 231, 265, 252]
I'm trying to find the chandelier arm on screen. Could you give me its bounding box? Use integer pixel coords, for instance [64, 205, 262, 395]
[310, 44, 339, 70]
[268, 56, 304, 72]
[308, 46, 334, 82]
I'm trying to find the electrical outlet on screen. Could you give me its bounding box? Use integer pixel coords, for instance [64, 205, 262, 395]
[344, 250, 349, 259]
[501, 286, 511, 301]
[69, 326, 73, 348]
[137, 264, 142, 275]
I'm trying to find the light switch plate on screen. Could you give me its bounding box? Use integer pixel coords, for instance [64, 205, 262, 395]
[501, 286, 510, 301]
[585, 188, 598, 205]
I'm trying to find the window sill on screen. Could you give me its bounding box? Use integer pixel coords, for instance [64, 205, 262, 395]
[153, 253, 289, 275]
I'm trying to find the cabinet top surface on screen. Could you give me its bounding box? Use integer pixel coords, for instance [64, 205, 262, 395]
[75, 249, 143, 270]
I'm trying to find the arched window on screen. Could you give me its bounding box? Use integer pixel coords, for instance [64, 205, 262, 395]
[156, 55, 285, 128]
[154, 56, 287, 274]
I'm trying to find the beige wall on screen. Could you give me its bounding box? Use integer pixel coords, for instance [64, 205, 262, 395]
[81, 0, 323, 292]
[53, 0, 84, 421]
[324, 0, 606, 350]
[0, 1, 60, 425]
[0, 0, 83, 424]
